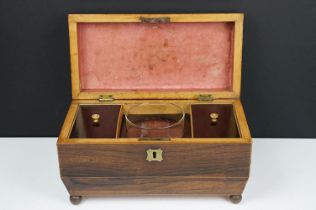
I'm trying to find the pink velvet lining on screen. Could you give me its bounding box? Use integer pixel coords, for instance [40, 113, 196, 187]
[77, 22, 234, 91]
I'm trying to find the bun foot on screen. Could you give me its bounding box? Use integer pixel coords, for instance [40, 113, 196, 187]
[70, 195, 82, 205]
[229, 195, 242, 204]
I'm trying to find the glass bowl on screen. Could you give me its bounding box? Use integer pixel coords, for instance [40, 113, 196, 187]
[125, 103, 185, 139]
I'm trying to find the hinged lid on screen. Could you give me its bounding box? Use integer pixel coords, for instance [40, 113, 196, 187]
[68, 14, 244, 100]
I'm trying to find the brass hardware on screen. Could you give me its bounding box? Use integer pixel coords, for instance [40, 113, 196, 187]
[139, 16, 170, 23]
[139, 137, 171, 141]
[146, 149, 163, 162]
[91, 114, 100, 124]
[198, 94, 213, 101]
[229, 195, 242, 204]
[99, 95, 114, 102]
[210, 112, 219, 124]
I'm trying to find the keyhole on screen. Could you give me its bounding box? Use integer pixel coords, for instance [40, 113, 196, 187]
[146, 149, 163, 162]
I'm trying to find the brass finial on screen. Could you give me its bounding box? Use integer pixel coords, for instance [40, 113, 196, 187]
[210, 113, 219, 124]
[91, 114, 100, 124]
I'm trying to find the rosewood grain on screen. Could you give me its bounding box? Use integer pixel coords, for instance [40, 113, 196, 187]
[62, 176, 248, 196]
[58, 143, 250, 177]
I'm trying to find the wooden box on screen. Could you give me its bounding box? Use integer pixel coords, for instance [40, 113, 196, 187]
[57, 13, 252, 205]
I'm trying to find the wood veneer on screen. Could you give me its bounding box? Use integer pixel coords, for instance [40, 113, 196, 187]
[58, 13, 251, 205]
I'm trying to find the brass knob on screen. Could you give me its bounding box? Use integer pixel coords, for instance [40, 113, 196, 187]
[91, 114, 100, 124]
[210, 112, 219, 124]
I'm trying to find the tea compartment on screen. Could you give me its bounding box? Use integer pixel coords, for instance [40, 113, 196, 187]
[69, 104, 121, 138]
[69, 103, 240, 139]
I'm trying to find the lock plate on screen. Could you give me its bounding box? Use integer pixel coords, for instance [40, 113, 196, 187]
[146, 149, 163, 162]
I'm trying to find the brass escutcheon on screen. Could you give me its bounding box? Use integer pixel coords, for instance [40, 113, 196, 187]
[146, 149, 163, 162]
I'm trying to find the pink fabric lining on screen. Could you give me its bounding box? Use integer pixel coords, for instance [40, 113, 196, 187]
[77, 22, 234, 92]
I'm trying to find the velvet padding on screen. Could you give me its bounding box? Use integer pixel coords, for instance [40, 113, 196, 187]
[77, 22, 234, 92]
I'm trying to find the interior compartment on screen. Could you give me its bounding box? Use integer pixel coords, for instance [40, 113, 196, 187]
[69, 103, 240, 139]
[70, 105, 121, 138]
[191, 104, 239, 138]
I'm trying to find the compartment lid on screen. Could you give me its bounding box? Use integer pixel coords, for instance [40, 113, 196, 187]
[69, 14, 244, 100]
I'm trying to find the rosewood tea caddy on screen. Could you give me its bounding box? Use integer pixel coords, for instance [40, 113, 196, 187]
[57, 13, 252, 205]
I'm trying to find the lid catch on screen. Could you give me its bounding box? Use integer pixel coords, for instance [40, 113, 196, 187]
[197, 94, 213, 101]
[99, 95, 114, 102]
[139, 16, 170, 23]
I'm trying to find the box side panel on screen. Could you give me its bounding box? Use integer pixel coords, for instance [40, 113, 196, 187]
[62, 176, 248, 196]
[58, 143, 251, 177]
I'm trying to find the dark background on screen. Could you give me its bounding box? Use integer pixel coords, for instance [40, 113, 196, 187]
[1, 0, 316, 138]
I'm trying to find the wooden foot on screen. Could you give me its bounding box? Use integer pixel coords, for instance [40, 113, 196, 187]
[229, 195, 242, 204]
[70, 195, 82, 205]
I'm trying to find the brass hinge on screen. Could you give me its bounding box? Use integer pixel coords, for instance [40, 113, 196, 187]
[99, 95, 114, 102]
[197, 94, 213, 101]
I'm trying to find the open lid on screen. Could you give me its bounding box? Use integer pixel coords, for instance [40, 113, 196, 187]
[68, 14, 244, 100]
